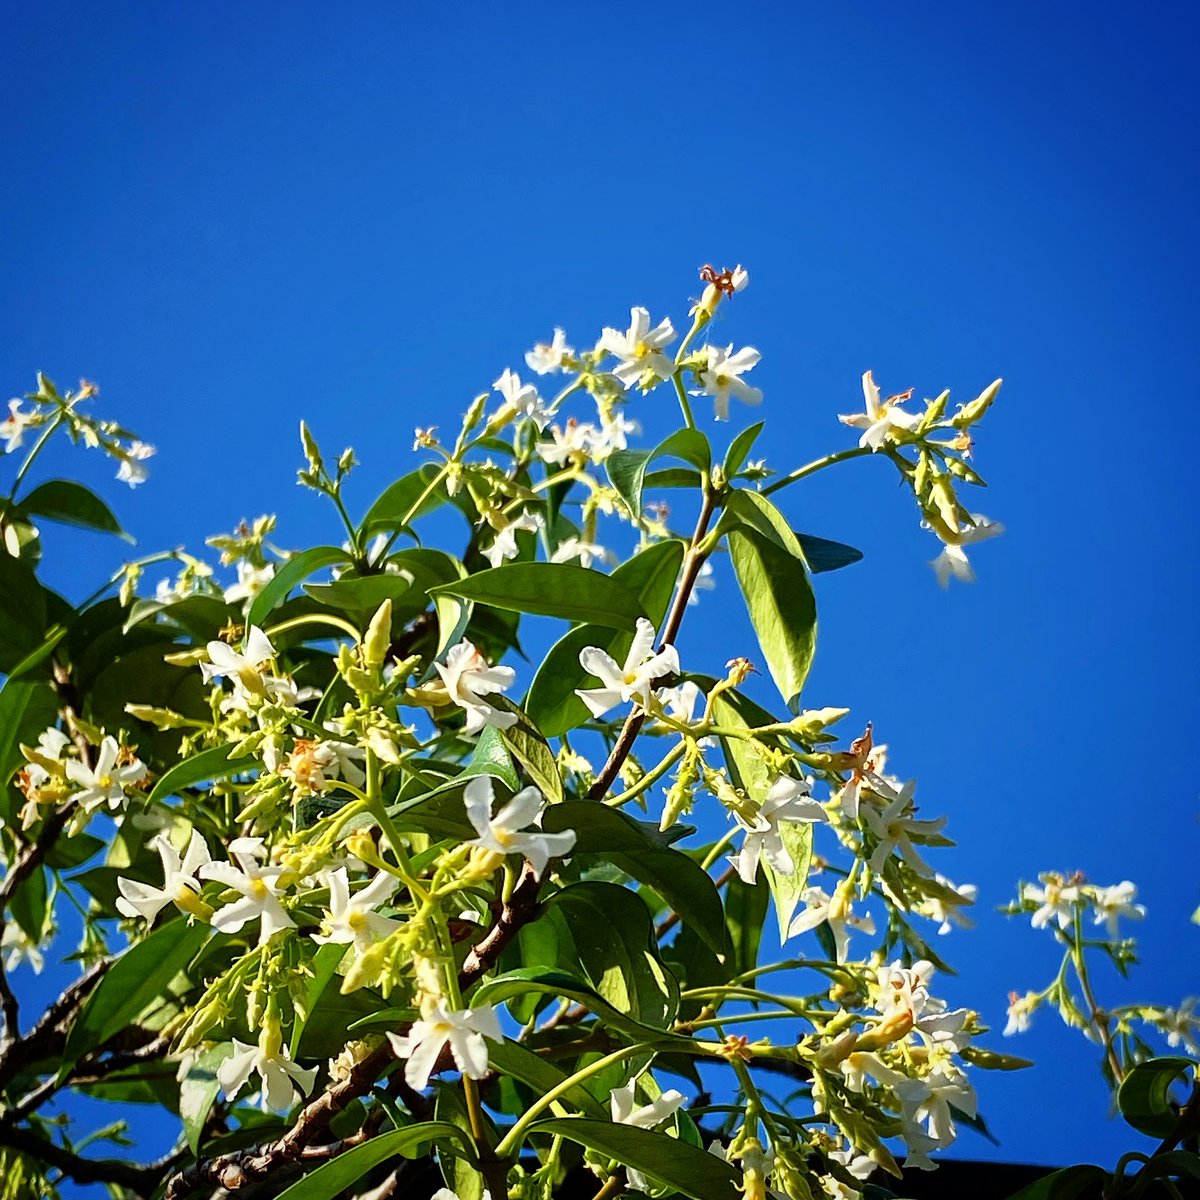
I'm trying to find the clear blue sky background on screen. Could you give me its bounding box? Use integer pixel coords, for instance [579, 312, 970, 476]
[3, 0, 1198, 1182]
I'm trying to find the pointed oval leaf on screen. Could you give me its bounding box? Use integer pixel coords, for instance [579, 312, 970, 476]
[147, 743, 259, 805]
[1117, 1055, 1196, 1137]
[247, 546, 350, 629]
[432, 563, 645, 630]
[358, 464, 448, 536]
[19, 479, 129, 539]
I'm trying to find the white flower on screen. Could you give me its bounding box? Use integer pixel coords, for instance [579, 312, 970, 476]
[65, 736, 147, 814]
[729, 775, 828, 885]
[917, 874, 977, 935]
[277, 738, 365, 797]
[434, 640, 517, 734]
[483, 510, 543, 569]
[318, 725, 367, 788]
[928, 513, 1005, 587]
[656, 678, 704, 724]
[589, 410, 641, 458]
[860, 778, 945, 877]
[685, 560, 715, 606]
[387, 1003, 503, 1089]
[525, 327, 574, 375]
[550, 536, 611, 569]
[691, 344, 763, 421]
[894, 1063, 976, 1151]
[116, 440, 155, 486]
[314, 868, 402, 951]
[598, 307, 677, 389]
[787, 883, 875, 961]
[610, 1080, 686, 1192]
[1158, 998, 1200, 1054]
[217, 1037, 316, 1111]
[494, 368, 550, 428]
[201, 626, 276, 696]
[838, 370, 922, 451]
[1003, 990, 1036, 1037]
[1089, 880, 1145, 937]
[0, 399, 36, 453]
[224, 561, 275, 606]
[199, 837, 296, 943]
[1022, 872, 1081, 931]
[1, 921, 46, 974]
[116, 829, 212, 922]
[541, 419, 597, 466]
[823, 1144, 876, 1200]
[576, 618, 679, 718]
[463, 776, 576, 880]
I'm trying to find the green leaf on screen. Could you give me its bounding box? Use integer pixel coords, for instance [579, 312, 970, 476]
[9, 862, 47, 941]
[305, 572, 425, 619]
[147, 743, 259, 805]
[492, 697, 563, 802]
[728, 525, 817, 713]
[605, 430, 711, 519]
[464, 724, 521, 793]
[486, 1040, 607, 1118]
[180, 1044, 227, 1154]
[528, 1118, 741, 1200]
[1003, 1165, 1107, 1200]
[19, 479, 129, 539]
[292, 943, 348, 1056]
[274, 1122, 468, 1200]
[763, 821, 814, 937]
[724, 872, 769, 977]
[358, 464, 448, 536]
[432, 563, 646, 630]
[540, 803, 726, 955]
[473, 969, 691, 1050]
[725, 489, 803, 556]
[526, 540, 685, 737]
[796, 532, 864, 574]
[0, 555, 47, 673]
[1117, 1055, 1196, 1137]
[246, 546, 349, 629]
[723, 422, 764, 479]
[65, 919, 209, 1065]
[4, 623, 68, 681]
[0, 677, 59, 787]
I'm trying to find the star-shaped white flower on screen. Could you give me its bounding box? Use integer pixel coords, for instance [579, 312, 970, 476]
[494, 368, 550, 428]
[729, 775, 828, 885]
[691, 344, 763, 421]
[860, 778, 946, 877]
[928, 513, 1005, 587]
[786, 883, 875, 961]
[1, 922, 45, 974]
[434, 640, 517, 734]
[838, 370, 922, 451]
[116, 829, 212, 922]
[314, 867, 402, 951]
[917, 873, 977, 935]
[550, 536, 611, 569]
[224, 561, 275, 606]
[1003, 990, 1037, 1036]
[217, 1037, 316, 1111]
[0, 399, 37, 453]
[65, 736, 147, 814]
[598, 307, 677, 390]
[387, 1003, 503, 1089]
[525, 327, 574, 375]
[116, 440, 155, 487]
[199, 837, 296, 943]
[610, 1080, 686, 1192]
[576, 618, 679, 718]
[483, 510, 543, 569]
[463, 776, 576, 880]
[540, 419, 597, 466]
[1022, 872, 1080, 931]
[201, 626, 276, 696]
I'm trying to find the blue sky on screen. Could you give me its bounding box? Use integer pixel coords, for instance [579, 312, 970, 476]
[3, 0, 1198, 1178]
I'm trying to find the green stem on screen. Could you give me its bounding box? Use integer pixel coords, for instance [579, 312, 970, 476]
[9, 413, 65, 500]
[264, 612, 361, 642]
[604, 741, 687, 809]
[495, 1042, 655, 1156]
[760, 445, 873, 497]
[672, 372, 697, 431]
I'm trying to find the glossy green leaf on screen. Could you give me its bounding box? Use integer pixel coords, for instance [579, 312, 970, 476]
[722, 422, 764, 479]
[19, 479, 129, 539]
[65, 919, 209, 1065]
[358, 464, 448, 536]
[292, 943, 348, 1056]
[246, 546, 349, 629]
[0, 555, 47, 673]
[492, 698, 563, 802]
[274, 1122, 468, 1200]
[541, 803, 725, 954]
[180, 1043, 227, 1154]
[724, 873, 769, 977]
[728, 525, 817, 713]
[1117, 1055, 1196, 1137]
[486, 1040, 607, 1118]
[1003, 1165, 1107, 1200]
[147, 743, 259, 805]
[725, 489, 803, 556]
[432, 563, 645, 630]
[605, 429, 710, 520]
[9, 862, 47, 942]
[473, 968, 691, 1050]
[796, 532, 864, 574]
[0, 677, 59, 787]
[526, 540, 685, 736]
[528, 1118, 741, 1200]
[763, 820, 814, 937]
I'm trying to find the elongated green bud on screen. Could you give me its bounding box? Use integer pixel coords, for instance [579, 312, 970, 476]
[363, 599, 393, 671]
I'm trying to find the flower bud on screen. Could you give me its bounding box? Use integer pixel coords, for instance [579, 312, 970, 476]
[951, 378, 1002, 428]
[363, 600, 393, 671]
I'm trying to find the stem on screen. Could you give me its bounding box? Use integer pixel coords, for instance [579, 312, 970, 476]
[495, 1042, 654, 1157]
[591, 1175, 626, 1200]
[1071, 908, 1124, 1084]
[8, 413, 64, 499]
[672, 373, 697, 431]
[760, 445, 873, 497]
[264, 612, 361, 642]
[605, 742, 687, 809]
